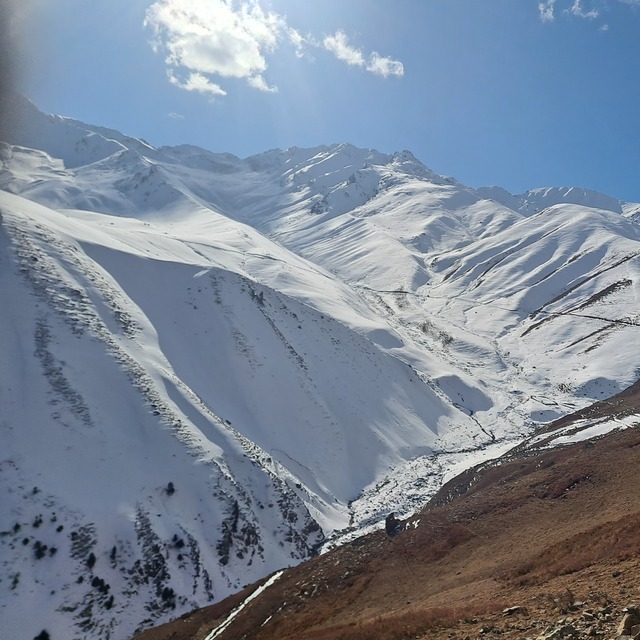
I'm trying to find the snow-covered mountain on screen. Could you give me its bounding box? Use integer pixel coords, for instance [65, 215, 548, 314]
[476, 184, 625, 216]
[1, 94, 638, 639]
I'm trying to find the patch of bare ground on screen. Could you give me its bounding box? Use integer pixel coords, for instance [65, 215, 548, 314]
[133, 381, 640, 640]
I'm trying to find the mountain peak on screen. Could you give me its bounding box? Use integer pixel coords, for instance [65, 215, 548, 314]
[478, 183, 625, 215]
[522, 186, 623, 214]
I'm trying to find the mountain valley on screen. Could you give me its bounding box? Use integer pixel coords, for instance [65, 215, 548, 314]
[0, 94, 638, 639]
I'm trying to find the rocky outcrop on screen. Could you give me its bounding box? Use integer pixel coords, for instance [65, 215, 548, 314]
[470, 602, 640, 640]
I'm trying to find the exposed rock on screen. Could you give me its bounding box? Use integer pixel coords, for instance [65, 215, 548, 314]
[384, 512, 404, 537]
[547, 624, 577, 639]
[617, 612, 640, 636]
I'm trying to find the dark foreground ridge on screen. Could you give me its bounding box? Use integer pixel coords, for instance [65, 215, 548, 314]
[133, 381, 640, 640]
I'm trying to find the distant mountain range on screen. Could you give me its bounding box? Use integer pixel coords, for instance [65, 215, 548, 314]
[1, 94, 638, 639]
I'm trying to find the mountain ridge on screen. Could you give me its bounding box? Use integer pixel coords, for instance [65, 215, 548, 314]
[0, 98, 638, 639]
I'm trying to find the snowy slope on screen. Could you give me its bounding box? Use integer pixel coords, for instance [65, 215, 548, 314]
[1, 96, 639, 638]
[0, 195, 325, 639]
[425, 203, 640, 404]
[0, 191, 474, 640]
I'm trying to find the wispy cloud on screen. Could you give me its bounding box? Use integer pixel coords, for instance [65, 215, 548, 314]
[323, 31, 365, 67]
[538, 0, 557, 22]
[566, 0, 599, 18]
[322, 30, 404, 78]
[168, 70, 227, 97]
[288, 27, 307, 59]
[367, 52, 404, 78]
[145, 0, 404, 98]
[539, 0, 639, 24]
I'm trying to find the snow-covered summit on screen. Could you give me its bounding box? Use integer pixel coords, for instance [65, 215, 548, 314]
[477, 184, 625, 216]
[1, 93, 152, 168]
[522, 186, 623, 214]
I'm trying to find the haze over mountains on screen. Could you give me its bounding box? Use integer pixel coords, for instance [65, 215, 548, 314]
[0, 94, 638, 639]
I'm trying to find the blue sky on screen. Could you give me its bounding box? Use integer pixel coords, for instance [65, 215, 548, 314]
[10, 0, 640, 200]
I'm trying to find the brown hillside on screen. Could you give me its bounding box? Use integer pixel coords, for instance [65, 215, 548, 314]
[134, 381, 640, 640]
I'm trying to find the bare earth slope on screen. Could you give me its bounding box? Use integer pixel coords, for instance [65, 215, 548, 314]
[135, 381, 640, 640]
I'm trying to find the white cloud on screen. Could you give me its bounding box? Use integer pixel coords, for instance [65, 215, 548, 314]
[145, 0, 405, 97]
[287, 27, 308, 59]
[168, 70, 227, 97]
[145, 0, 283, 94]
[538, 0, 556, 21]
[567, 0, 599, 18]
[323, 30, 404, 78]
[323, 31, 365, 67]
[247, 74, 277, 93]
[366, 52, 404, 78]
[538, 0, 640, 24]
[168, 112, 185, 119]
